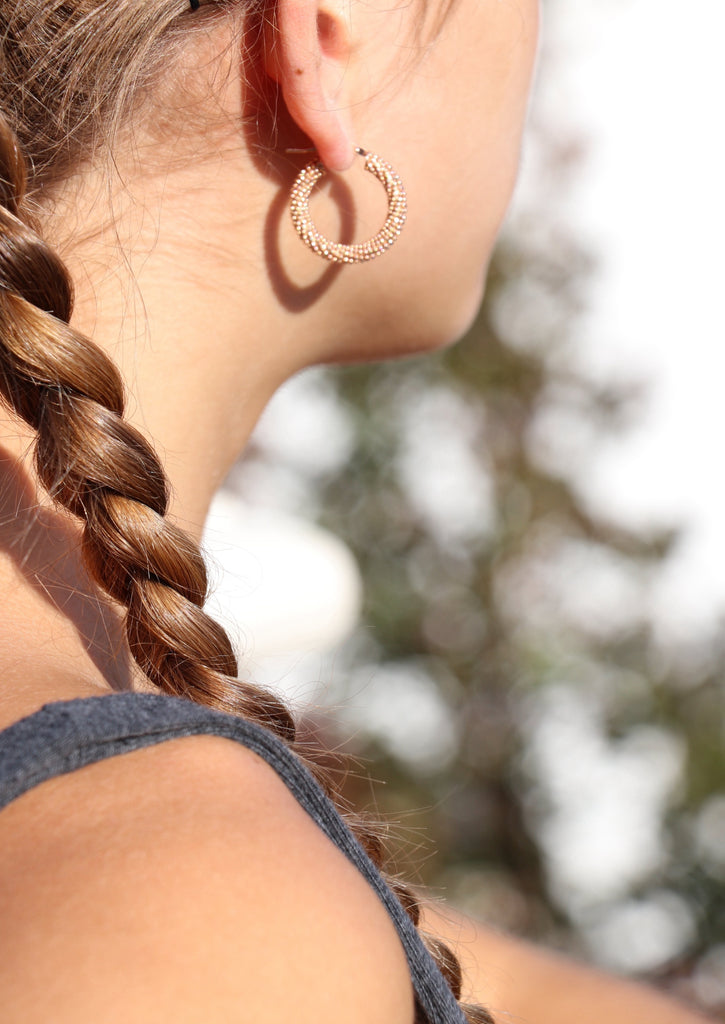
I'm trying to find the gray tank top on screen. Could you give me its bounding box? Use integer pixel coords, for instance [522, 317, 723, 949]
[0, 692, 468, 1024]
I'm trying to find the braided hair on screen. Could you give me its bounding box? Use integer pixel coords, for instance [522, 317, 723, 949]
[0, 2, 493, 1021]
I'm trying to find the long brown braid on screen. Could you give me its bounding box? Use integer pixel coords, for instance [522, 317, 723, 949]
[0, 3, 493, 1022]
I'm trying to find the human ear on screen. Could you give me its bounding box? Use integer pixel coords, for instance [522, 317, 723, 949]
[265, 0, 355, 172]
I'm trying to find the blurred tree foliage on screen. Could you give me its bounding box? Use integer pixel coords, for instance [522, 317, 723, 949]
[293, 211, 725, 1014]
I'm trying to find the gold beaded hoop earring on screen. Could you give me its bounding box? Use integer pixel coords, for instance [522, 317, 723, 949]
[289, 147, 407, 264]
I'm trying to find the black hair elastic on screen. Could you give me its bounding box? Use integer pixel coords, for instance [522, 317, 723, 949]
[189, 0, 200, 10]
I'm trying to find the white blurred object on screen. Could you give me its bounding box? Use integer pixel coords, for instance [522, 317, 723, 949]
[202, 489, 362, 699]
[395, 387, 494, 550]
[583, 892, 696, 974]
[521, 684, 686, 911]
[339, 660, 460, 775]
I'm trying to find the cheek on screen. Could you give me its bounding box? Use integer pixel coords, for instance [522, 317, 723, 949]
[344, 0, 539, 353]
[332, 125, 528, 359]
[400, 148, 519, 325]
[317, 160, 518, 365]
[323, 238, 490, 364]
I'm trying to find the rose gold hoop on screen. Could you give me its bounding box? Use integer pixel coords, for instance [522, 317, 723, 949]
[289, 147, 407, 264]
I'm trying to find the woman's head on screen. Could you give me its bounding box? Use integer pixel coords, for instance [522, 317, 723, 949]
[2, 0, 538, 363]
[0, 0, 540, 635]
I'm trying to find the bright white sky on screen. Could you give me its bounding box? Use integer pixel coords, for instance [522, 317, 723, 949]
[529, 0, 725, 639]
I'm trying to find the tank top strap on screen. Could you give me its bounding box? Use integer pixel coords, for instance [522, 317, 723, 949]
[0, 691, 467, 1024]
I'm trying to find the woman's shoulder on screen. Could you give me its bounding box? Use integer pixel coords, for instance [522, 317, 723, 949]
[0, 711, 415, 1023]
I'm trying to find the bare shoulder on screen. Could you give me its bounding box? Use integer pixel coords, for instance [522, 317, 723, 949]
[0, 732, 415, 1024]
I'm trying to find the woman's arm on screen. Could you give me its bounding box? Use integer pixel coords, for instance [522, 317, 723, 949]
[421, 902, 713, 1024]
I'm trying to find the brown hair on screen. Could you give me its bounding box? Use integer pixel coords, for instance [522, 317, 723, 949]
[0, 2, 492, 1021]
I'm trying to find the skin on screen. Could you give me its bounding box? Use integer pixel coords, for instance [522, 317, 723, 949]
[0, 0, 712, 1020]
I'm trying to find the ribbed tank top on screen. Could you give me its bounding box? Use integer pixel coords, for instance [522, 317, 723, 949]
[0, 691, 468, 1024]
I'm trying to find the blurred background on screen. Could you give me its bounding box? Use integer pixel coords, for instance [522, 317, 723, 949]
[203, 0, 725, 1015]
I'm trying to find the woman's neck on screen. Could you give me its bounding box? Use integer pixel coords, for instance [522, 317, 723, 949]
[52, 155, 303, 539]
[0, 53, 355, 709]
[0, 130, 314, 711]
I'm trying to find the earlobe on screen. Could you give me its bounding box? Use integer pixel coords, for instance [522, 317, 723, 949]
[265, 0, 355, 172]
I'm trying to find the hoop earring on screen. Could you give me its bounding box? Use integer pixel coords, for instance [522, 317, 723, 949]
[289, 147, 407, 264]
